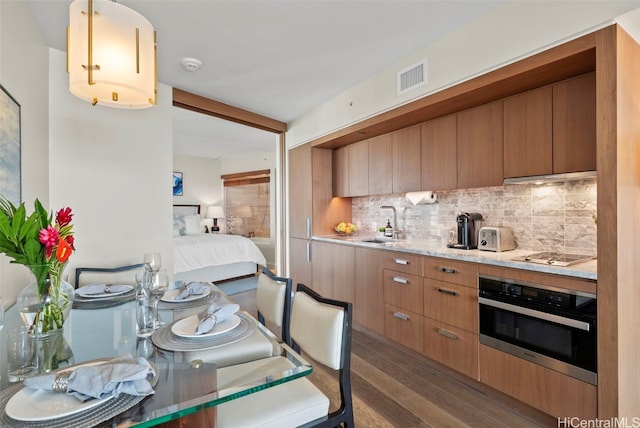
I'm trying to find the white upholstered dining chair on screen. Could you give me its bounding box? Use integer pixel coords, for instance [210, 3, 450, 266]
[256, 267, 293, 345]
[216, 283, 354, 427]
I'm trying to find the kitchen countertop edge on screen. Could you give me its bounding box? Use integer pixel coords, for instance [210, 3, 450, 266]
[313, 235, 597, 281]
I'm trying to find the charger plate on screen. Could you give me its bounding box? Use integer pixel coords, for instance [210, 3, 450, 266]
[72, 290, 136, 310]
[0, 358, 158, 428]
[151, 312, 256, 352]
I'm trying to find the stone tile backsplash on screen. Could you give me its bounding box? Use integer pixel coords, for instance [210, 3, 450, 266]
[351, 178, 597, 256]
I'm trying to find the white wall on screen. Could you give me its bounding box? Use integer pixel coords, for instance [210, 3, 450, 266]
[286, 1, 640, 148]
[48, 49, 174, 283]
[173, 154, 223, 229]
[0, 0, 51, 306]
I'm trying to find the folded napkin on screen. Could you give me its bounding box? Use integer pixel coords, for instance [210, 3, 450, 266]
[78, 283, 131, 295]
[196, 303, 240, 335]
[24, 354, 155, 402]
[174, 281, 208, 300]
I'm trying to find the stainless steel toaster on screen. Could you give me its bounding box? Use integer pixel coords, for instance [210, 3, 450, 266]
[478, 226, 516, 252]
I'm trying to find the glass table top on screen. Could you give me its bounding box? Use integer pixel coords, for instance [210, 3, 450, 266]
[0, 286, 312, 427]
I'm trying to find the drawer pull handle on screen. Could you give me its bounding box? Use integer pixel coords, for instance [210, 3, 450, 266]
[437, 328, 459, 340]
[437, 287, 457, 296]
[438, 266, 458, 274]
[393, 312, 410, 321]
[393, 276, 409, 284]
[394, 258, 410, 265]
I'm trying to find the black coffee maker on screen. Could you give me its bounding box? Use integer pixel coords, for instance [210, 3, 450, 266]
[448, 212, 483, 250]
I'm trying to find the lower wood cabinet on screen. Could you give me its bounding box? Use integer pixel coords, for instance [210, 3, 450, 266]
[423, 278, 477, 334]
[423, 318, 478, 380]
[479, 344, 597, 420]
[384, 303, 423, 353]
[383, 269, 423, 315]
[289, 237, 311, 288]
[354, 248, 384, 335]
[310, 241, 355, 302]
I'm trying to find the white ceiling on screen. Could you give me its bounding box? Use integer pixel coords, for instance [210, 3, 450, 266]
[26, 0, 505, 159]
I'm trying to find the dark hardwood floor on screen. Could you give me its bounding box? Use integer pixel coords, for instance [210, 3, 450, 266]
[232, 289, 557, 428]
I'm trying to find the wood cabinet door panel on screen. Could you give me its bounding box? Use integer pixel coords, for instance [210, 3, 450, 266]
[424, 318, 479, 380]
[332, 146, 349, 197]
[423, 278, 477, 333]
[383, 269, 423, 315]
[348, 140, 369, 196]
[457, 101, 504, 189]
[290, 238, 312, 288]
[421, 114, 457, 191]
[354, 248, 384, 335]
[552, 72, 596, 173]
[503, 86, 553, 178]
[368, 134, 393, 195]
[392, 125, 422, 193]
[310, 241, 333, 298]
[332, 244, 355, 303]
[384, 303, 423, 353]
[289, 144, 312, 238]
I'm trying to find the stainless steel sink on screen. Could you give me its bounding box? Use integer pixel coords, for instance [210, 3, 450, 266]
[361, 238, 389, 244]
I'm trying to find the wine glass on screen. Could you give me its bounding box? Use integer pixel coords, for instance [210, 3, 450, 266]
[147, 269, 168, 328]
[143, 252, 162, 273]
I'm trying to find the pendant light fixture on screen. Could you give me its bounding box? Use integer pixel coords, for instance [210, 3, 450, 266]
[67, 0, 157, 108]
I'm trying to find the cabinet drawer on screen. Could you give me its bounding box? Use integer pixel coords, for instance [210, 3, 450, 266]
[423, 278, 477, 333]
[479, 344, 596, 419]
[383, 269, 423, 315]
[424, 317, 478, 380]
[383, 251, 423, 276]
[423, 257, 477, 287]
[384, 304, 423, 353]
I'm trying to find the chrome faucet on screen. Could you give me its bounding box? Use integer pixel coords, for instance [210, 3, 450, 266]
[380, 205, 401, 239]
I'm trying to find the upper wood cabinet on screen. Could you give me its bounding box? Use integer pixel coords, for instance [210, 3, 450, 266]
[392, 125, 422, 193]
[457, 101, 504, 189]
[332, 146, 349, 197]
[289, 144, 312, 239]
[421, 114, 457, 191]
[552, 72, 596, 173]
[348, 140, 369, 197]
[368, 134, 393, 195]
[503, 86, 553, 178]
[503, 72, 596, 178]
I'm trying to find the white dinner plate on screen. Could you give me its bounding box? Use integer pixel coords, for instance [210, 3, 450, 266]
[76, 284, 133, 298]
[171, 314, 241, 338]
[161, 287, 211, 303]
[5, 363, 113, 421]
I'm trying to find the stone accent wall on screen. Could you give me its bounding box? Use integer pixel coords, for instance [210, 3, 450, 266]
[351, 178, 597, 256]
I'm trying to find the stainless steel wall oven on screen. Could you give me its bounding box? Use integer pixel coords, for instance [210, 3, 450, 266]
[479, 274, 597, 385]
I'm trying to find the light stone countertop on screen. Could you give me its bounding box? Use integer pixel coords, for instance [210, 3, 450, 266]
[313, 235, 597, 281]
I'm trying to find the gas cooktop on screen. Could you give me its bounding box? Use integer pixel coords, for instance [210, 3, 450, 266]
[512, 251, 595, 267]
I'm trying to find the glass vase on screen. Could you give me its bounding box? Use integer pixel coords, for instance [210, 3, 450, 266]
[16, 265, 75, 334]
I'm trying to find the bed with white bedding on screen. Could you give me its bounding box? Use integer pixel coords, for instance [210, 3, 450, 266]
[173, 205, 266, 282]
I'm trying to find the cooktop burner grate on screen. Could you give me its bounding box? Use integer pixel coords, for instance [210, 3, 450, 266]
[512, 251, 595, 267]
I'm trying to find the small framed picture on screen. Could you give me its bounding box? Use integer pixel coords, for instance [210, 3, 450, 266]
[0, 84, 21, 204]
[172, 172, 183, 196]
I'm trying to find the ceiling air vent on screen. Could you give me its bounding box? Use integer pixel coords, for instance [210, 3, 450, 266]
[397, 59, 427, 95]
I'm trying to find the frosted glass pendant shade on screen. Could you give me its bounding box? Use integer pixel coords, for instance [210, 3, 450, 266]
[68, 0, 156, 109]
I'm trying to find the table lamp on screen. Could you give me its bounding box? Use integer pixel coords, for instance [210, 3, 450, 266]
[206, 206, 225, 233]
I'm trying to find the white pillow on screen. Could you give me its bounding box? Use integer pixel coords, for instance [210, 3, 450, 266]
[184, 215, 203, 234]
[173, 214, 187, 236]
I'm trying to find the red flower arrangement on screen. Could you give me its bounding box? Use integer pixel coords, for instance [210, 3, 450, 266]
[0, 196, 75, 332]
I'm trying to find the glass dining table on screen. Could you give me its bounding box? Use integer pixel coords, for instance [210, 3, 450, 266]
[0, 284, 312, 427]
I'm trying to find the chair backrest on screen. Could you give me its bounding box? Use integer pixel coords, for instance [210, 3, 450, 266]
[290, 283, 353, 427]
[256, 267, 292, 345]
[74, 263, 144, 288]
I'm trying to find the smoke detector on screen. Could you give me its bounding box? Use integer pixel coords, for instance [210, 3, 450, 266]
[181, 57, 203, 72]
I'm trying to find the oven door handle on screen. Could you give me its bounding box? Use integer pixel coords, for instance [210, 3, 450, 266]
[478, 297, 591, 332]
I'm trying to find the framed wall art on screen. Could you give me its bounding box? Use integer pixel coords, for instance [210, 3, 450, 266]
[173, 171, 183, 196]
[0, 84, 21, 204]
